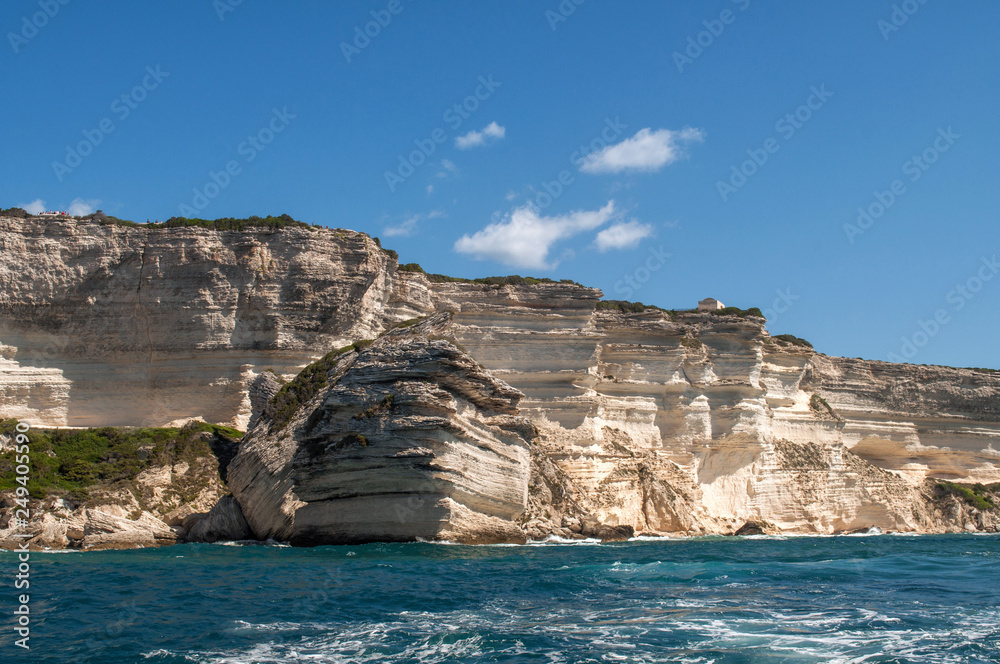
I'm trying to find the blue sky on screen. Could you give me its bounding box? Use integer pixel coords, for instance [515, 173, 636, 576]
[3, 1, 998, 369]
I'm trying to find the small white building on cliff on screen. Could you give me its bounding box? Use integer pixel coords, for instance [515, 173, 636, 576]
[698, 298, 724, 312]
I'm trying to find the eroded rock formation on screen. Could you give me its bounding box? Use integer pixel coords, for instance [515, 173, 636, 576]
[227, 315, 534, 544]
[1, 215, 998, 546]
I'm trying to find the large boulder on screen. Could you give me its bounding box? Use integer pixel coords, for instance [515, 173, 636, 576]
[228, 315, 535, 545]
[185, 495, 253, 542]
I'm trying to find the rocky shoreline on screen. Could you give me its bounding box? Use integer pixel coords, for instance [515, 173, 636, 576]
[1, 216, 999, 549]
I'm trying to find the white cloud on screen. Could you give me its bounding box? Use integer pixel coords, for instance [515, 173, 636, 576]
[483, 121, 505, 139]
[455, 121, 506, 149]
[454, 200, 619, 270]
[20, 199, 45, 215]
[595, 221, 654, 252]
[384, 210, 445, 238]
[436, 158, 458, 178]
[426, 184, 434, 195]
[580, 127, 704, 174]
[67, 198, 100, 216]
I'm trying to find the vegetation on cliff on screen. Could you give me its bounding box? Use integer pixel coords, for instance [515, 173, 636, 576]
[268, 341, 372, 430]
[770, 334, 814, 348]
[4, 208, 318, 231]
[935, 481, 998, 511]
[397, 262, 582, 287]
[712, 306, 765, 319]
[0, 420, 241, 500]
[158, 214, 313, 231]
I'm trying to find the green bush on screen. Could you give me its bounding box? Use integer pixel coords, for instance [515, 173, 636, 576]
[596, 300, 660, 314]
[424, 273, 582, 286]
[679, 336, 703, 349]
[711, 306, 765, 319]
[268, 341, 372, 429]
[394, 317, 425, 329]
[426, 273, 471, 283]
[269, 348, 349, 429]
[809, 393, 840, 420]
[936, 481, 996, 511]
[398, 263, 425, 273]
[160, 214, 308, 231]
[772, 334, 813, 348]
[0, 420, 241, 498]
[0, 207, 29, 218]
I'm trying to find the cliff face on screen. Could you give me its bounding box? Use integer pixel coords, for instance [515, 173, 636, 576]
[227, 315, 533, 545]
[1, 216, 998, 544]
[432, 288, 1000, 535]
[0, 217, 399, 428]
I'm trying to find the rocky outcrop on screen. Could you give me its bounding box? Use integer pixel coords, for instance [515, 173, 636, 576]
[0, 425, 239, 550]
[184, 496, 252, 543]
[227, 315, 534, 544]
[1, 215, 998, 544]
[246, 371, 283, 431]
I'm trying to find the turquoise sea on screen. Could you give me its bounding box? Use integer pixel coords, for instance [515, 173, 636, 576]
[3, 534, 999, 663]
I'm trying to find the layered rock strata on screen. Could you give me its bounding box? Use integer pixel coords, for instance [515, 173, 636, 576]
[1, 216, 998, 543]
[227, 315, 534, 544]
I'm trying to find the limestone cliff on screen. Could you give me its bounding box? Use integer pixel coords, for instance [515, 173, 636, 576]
[0, 216, 398, 428]
[1, 215, 998, 545]
[227, 314, 533, 544]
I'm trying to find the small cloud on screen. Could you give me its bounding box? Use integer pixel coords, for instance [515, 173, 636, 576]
[454, 200, 619, 270]
[383, 210, 445, 238]
[595, 220, 654, 252]
[426, 184, 434, 195]
[436, 159, 458, 179]
[580, 127, 703, 174]
[67, 198, 100, 216]
[483, 121, 505, 139]
[505, 190, 518, 201]
[455, 121, 506, 149]
[20, 199, 45, 215]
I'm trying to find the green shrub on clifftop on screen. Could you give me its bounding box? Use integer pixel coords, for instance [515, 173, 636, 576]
[772, 334, 813, 348]
[712, 306, 765, 319]
[596, 300, 660, 314]
[935, 481, 997, 511]
[268, 341, 373, 430]
[0, 420, 241, 499]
